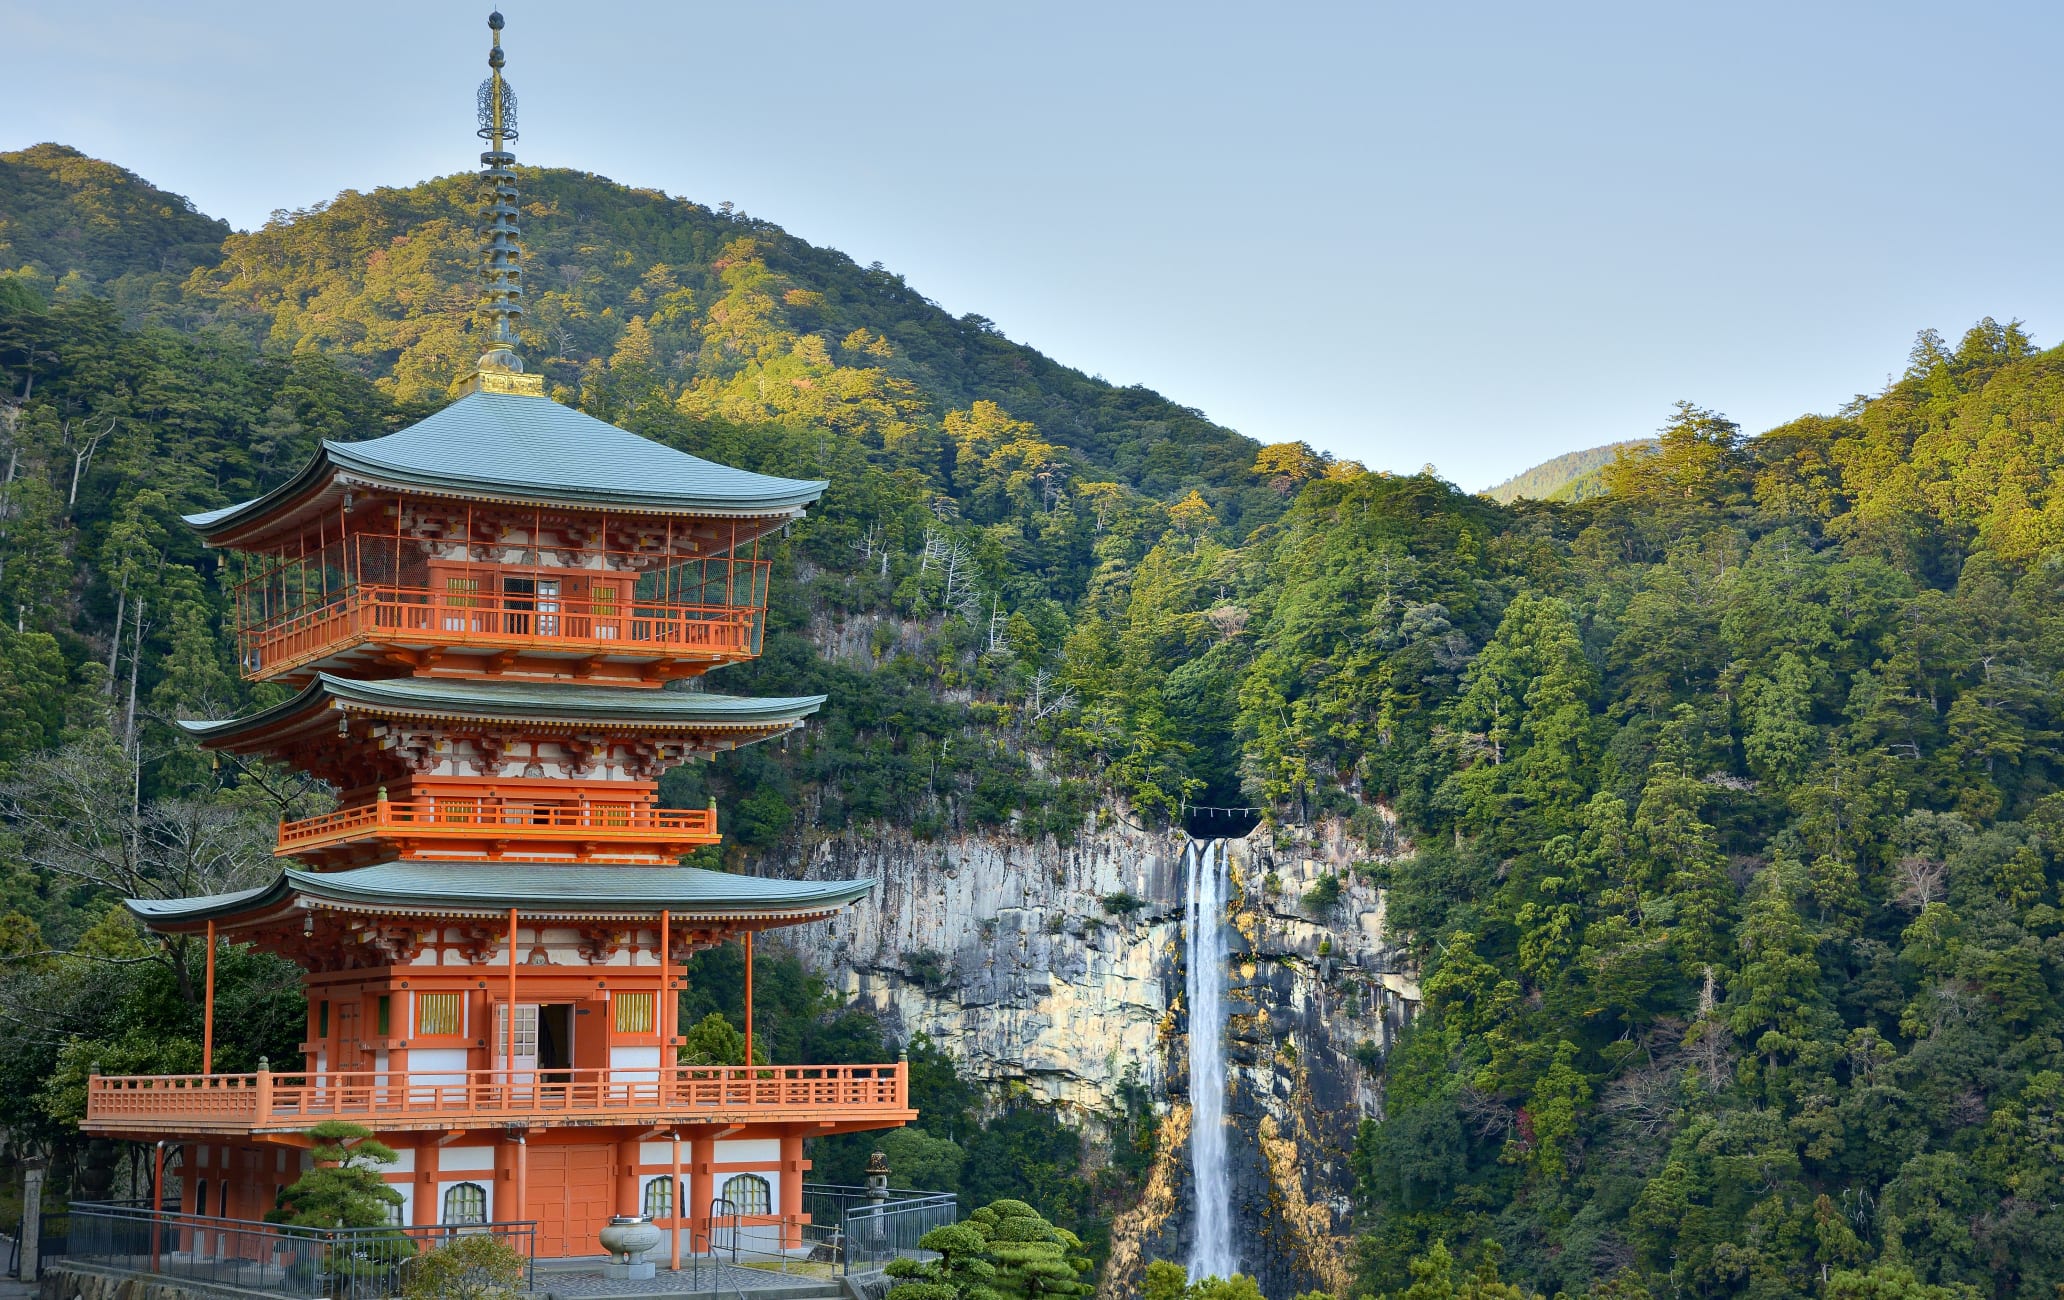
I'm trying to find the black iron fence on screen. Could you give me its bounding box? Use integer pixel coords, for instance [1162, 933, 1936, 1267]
[799, 1183, 959, 1274]
[65, 1201, 535, 1300]
[840, 1196, 959, 1273]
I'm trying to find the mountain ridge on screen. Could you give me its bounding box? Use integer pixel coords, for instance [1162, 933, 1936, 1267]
[1482, 438, 1650, 503]
[0, 143, 230, 317]
[0, 144, 1279, 523]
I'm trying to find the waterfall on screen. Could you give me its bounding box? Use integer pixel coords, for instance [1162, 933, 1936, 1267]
[1185, 837, 1238, 1280]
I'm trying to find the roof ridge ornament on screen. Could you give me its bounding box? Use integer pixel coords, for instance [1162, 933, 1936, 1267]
[455, 10, 546, 398]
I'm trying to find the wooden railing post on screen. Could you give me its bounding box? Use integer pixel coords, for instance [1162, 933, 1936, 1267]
[255, 1056, 273, 1125]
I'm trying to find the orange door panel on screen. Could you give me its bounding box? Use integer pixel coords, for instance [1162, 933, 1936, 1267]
[525, 1143, 614, 1257]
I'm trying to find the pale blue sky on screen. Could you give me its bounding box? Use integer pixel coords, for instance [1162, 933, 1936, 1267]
[3, 1, 2057, 488]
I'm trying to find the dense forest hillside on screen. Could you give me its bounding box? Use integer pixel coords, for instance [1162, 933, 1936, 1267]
[1483, 440, 1648, 503]
[9, 147, 2064, 1298]
[0, 145, 230, 320]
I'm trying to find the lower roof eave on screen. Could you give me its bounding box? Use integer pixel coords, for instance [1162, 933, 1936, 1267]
[244, 1107, 920, 1136]
[126, 862, 875, 934]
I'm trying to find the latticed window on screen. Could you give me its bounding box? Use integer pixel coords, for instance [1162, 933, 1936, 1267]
[643, 1177, 673, 1221]
[416, 993, 462, 1037]
[720, 1174, 771, 1215]
[495, 1003, 539, 1063]
[613, 992, 655, 1034]
[443, 575, 481, 632]
[443, 1182, 488, 1225]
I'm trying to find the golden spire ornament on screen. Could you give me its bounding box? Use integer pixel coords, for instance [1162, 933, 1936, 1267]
[456, 9, 545, 396]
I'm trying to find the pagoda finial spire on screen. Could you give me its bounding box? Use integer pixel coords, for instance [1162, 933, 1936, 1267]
[458, 10, 544, 397]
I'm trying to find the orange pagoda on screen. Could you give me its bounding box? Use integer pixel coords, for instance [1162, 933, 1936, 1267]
[79, 12, 913, 1263]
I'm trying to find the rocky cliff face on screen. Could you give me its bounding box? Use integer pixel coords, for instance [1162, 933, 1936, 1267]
[761, 813, 1420, 1298]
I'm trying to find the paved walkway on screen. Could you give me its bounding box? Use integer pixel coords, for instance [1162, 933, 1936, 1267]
[0, 1232, 33, 1300]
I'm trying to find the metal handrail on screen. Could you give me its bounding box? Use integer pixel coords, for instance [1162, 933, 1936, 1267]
[64, 1201, 535, 1300]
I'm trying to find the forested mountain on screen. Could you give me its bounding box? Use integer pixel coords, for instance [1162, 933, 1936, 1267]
[0, 145, 229, 321]
[8, 148, 2064, 1297]
[1483, 440, 1648, 503]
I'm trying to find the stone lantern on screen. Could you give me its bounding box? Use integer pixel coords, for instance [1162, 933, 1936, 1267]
[865, 1149, 891, 1205]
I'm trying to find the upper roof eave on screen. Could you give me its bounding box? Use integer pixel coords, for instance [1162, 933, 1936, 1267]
[182, 391, 828, 544]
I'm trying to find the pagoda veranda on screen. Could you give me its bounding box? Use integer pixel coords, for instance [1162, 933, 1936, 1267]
[76, 11, 914, 1265]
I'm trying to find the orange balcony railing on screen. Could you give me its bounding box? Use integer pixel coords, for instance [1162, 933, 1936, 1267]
[240, 584, 760, 680]
[84, 1063, 910, 1136]
[277, 796, 717, 856]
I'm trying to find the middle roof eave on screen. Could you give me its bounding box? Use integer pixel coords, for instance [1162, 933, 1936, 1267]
[176, 674, 828, 747]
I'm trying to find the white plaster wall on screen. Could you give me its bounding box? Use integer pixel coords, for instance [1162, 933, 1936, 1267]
[440, 1146, 496, 1172]
[610, 1046, 659, 1077]
[408, 1049, 468, 1085]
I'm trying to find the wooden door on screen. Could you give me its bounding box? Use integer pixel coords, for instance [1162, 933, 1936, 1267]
[336, 1002, 361, 1070]
[525, 1143, 614, 1257]
[495, 1003, 540, 1074]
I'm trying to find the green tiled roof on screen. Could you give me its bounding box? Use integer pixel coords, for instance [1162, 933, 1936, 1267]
[178, 674, 826, 741]
[127, 861, 873, 929]
[184, 390, 827, 536]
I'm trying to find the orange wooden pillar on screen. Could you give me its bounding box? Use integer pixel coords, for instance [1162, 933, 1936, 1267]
[616, 1137, 642, 1218]
[506, 907, 519, 1071]
[662, 911, 678, 1268]
[742, 931, 754, 1068]
[668, 1132, 682, 1269]
[512, 1134, 528, 1230]
[414, 1141, 439, 1226]
[659, 910, 673, 1098]
[688, 1132, 714, 1252]
[779, 1130, 805, 1248]
[657, 911, 668, 1035]
[202, 920, 216, 1075]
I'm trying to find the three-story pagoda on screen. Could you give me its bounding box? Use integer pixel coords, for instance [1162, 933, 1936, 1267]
[80, 13, 912, 1263]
